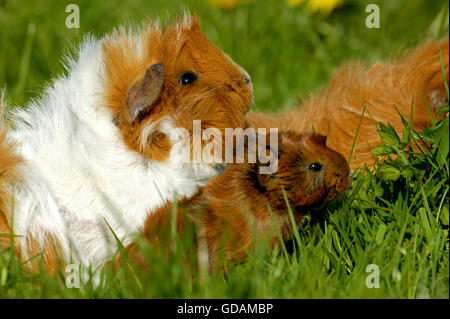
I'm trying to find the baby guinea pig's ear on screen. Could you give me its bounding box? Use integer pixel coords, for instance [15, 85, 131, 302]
[126, 62, 164, 123]
[310, 134, 327, 147]
[255, 142, 278, 190]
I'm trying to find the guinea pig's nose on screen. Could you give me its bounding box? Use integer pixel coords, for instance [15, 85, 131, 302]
[242, 71, 251, 86]
[231, 61, 252, 86]
[233, 71, 252, 87]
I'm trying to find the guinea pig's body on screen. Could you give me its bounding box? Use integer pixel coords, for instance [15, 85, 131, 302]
[121, 131, 349, 272]
[0, 16, 252, 271]
[247, 38, 449, 169]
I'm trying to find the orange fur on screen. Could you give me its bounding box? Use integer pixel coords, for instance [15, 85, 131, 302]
[21, 233, 63, 273]
[0, 123, 22, 251]
[102, 17, 253, 162]
[247, 38, 449, 169]
[0, 126, 63, 272]
[118, 131, 350, 273]
[0, 16, 253, 273]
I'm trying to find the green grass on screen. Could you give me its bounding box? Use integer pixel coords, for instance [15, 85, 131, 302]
[0, 0, 448, 298]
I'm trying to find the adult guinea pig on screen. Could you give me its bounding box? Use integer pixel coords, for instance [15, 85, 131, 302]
[119, 131, 350, 273]
[0, 16, 252, 272]
[247, 38, 449, 169]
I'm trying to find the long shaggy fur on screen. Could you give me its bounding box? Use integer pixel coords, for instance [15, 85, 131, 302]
[0, 16, 252, 272]
[247, 38, 449, 169]
[118, 131, 349, 273]
[0, 94, 22, 251]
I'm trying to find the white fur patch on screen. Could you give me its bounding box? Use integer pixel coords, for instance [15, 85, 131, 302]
[5, 33, 219, 270]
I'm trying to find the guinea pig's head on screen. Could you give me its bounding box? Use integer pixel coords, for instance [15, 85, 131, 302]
[101, 16, 252, 171]
[256, 131, 350, 211]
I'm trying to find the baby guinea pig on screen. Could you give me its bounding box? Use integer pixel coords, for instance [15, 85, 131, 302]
[119, 131, 350, 272]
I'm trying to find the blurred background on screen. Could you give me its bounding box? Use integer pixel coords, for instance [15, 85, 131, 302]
[0, 0, 448, 111]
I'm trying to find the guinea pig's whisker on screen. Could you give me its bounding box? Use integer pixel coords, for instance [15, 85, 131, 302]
[184, 87, 217, 106]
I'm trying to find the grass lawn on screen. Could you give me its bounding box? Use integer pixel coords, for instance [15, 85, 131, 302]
[0, 0, 448, 298]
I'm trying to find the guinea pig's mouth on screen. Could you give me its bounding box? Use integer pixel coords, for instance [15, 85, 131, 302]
[309, 188, 341, 211]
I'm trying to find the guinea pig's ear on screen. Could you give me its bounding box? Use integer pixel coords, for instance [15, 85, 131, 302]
[126, 62, 164, 123]
[312, 134, 327, 147]
[254, 143, 278, 190]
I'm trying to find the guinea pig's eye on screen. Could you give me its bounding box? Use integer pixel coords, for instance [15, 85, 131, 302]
[308, 163, 323, 172]
[179, 71, 198, 86]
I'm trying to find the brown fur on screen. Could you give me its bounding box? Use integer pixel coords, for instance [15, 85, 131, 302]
[22, 233, 63, 273]
[0, 125, 63, 272]
[102, 17, 253, 162]
[247, 38, 449, 169]
[118, 131, 350, 273]
[0, 125, 22, 250]
[0, 16, 253, 273]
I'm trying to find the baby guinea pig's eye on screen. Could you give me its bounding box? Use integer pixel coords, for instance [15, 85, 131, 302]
[179, 71, 198, 86]
[308, 162, 324, 172]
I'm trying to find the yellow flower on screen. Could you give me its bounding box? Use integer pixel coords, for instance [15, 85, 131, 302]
[307, 0, 343, 14]
[287, 0, 343, 15]
[206, 0, 252, 10]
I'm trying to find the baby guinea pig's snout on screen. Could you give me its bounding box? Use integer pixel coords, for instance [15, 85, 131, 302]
[323, 152, 350, 194]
